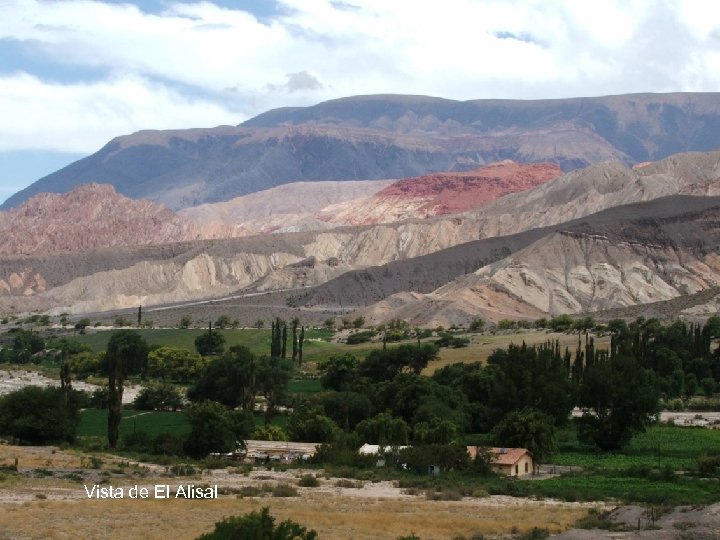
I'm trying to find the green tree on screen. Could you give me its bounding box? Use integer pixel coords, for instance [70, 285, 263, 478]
[355, 412, 409, 446]
[491, 408, 556, 466]
[256, 356, 293, 424]
[195, 328, 225, 356]
[287, 404, 339, 443]
[398, 443, 469, 473]
[188, 346, 257, 410]
[320, 353, 359, 391]
[105, 330, 149, 448]
[147, 346, 205, 383]
[215, 315, 232, 329]
[412, 417, 458, 444]
[548, 314, 573, 332]
[74, 318, 90, 330]
[184, 401, 253, 459]
[469, 318, 485, 332]
[133, 383, 183, 411]
[352, 316, 365, 329]
[0, 386, 81, 444]
[251, 425, 288, 441]
[578, 355, 660, 450]
[196, 507, 317, 540]
[179, 315, 192, 329]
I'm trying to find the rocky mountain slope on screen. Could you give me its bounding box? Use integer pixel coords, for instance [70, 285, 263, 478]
[179, 179, 393, 234]
[3, 151, 720, 317]
[0, 184, 235, 256]
[6, 93, 720, 210]
[316, 161, 562, 225]
[359, 199, 720, 327]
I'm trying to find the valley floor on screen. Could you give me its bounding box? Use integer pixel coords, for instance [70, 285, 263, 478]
[0, 444, 592, 540]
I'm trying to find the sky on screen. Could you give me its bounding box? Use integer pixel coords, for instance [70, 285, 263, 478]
[2, 0, 720, 203]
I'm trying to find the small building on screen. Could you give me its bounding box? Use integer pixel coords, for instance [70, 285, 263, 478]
[243, 440, 319, 463]
[467, 446, 535, 477]
[358, 443, 409, 455]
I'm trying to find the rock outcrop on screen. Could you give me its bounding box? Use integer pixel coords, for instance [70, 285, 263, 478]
[0, 184, 236, 255]
[317, 161, 562, 225]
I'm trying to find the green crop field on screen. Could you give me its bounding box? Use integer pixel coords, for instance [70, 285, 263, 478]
[75, 327, 334, 357]
[502, 472, 720, 505]
[288, 378, 322, 394]
[78, 409, 190, 438]
[553, 425, 720, 469]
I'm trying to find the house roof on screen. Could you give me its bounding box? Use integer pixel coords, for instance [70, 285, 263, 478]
[244, 440, 319, 454]
[466, 446, 532, 466]
[358, 443, 409, 455]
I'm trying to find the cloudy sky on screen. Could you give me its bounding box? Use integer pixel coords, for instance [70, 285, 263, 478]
[2, 0, 720, 202]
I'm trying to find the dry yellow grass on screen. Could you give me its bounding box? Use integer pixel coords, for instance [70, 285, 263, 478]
[0, 494, 588, 540]
[0, 444, 86, 470]
[425, 331, 610, 374]
[0, 441, 592, 539]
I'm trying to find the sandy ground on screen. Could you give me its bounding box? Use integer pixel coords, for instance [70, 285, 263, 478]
[0, 370, 140, 403]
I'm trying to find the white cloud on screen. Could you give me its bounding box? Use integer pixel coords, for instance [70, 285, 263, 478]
[0, 72, 236, 152]
[1, 0, 720, 153]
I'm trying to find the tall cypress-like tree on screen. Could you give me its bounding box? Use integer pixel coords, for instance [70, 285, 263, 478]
[106, 331, 149, 449]
[281, 323, 287, 359]
[137, 305, 142, 328]
[291, 318, 299, 363]
[270, 320, 276, 357]
[298, 326, 305, 365]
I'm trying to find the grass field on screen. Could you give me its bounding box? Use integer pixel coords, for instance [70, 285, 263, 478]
[499, 472, 720, 505]
[78, 409, 190, 438]
[0, 493, 589, 540]
[427, 330, 612, 374]
[75, 328, 334, 357]
[553, 425, 720, 469]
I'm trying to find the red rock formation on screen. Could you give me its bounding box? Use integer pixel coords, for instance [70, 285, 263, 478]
[317, 161, 562, 225]
[0, 183, 237, 255]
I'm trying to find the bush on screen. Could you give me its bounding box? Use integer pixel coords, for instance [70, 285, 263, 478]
[271, 483, 298, 497]
[133, 383, 183, 411]
[194, 331, 225, 356]
[517, 528, 549, 540]
[297, 474, 320, 487]
[0, 386, 80, 444]
[74, 318, 91, 330]
[425, 488, 463, 501]
[335, 479, 364, 488]
[196, 507, 316, 540]
[122, 430, 153, 452]
[697, 454, 720, 477]
[152, 432, 186, 456]
[346, 330, 375, 344]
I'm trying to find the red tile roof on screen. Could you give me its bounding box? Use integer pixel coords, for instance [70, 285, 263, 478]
[466, 446, 532, 466]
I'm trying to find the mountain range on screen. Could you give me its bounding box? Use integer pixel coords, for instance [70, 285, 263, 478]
[3, 92, 720, 325]
[6, 92, 720, 211]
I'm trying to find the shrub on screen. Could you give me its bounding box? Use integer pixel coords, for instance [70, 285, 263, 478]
[122, 430, 153, 452]
[346, 330, 375, 344]
[0, 386, 80, 444]
[271, 483, 298, 497]
[236, 486, 265, 498]
[517, 527, 549, 540]
[196, 507, 316, 540]
[335, 479, 364, 488]
[697, 454, 720, 477]
[425, 488, 462, 501]
[297, 474, 320, 487]
[133, 383, 183, 411]
[74, 318, 91, 330]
